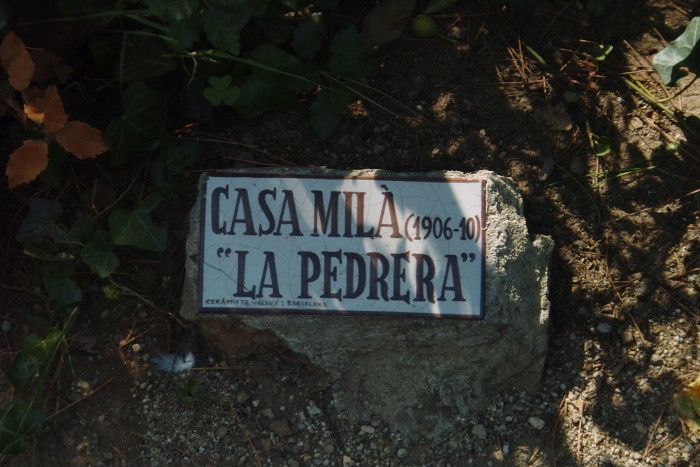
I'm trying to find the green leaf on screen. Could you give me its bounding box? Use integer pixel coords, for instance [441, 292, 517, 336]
[0, 401, 46, 454]
[201, 2, 261, 55]
[293, 14, 326, 59]
[309, 87, 352, 139]
[249, 43, 316, 93]
[68, 215, 94, 245]
[176, 379, 200, 405]
[119, 35, 177, 84]
[203, 75, 241, 105]
[593, 135, 611, 156]
[16, 199, 63, 244]
[22, 328, 63, 363]
[151, 140, 201, 182]
[146, 0, 199, 23]
[103, 284, 120, 300]
[654, 16, 700, 86]
[0, 429, 26, 455]
[42, 262, 81, 306]
[109, 195, 167, 252]
[586, 43, 613, 61]
[56, 0, 115, 20]
[233, 74, 296, 118]
[80, 230, 119, 278]
[22, 244, 58, 261]
[5, 354, 39, 392]
[105, 83, 166, 165]
[168, 14, 202, 51]
[164, 140, 201, 174]
[425, 0, 458, 14]
[674, 390, 700, 431]
[328, 27, 375, 80]
[208, 74, 232, 90]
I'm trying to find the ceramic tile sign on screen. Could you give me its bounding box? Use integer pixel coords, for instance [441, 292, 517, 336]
[199, 174, 485, 318]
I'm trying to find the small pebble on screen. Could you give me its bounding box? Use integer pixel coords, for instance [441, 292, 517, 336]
[471, 424, 487, 440]
[307, 401, 322, 417]
[397, 448, 408, 459]
[528, 417, 545, 430]
[269, 419, 293, 438]
[76, 380, 91, 391]
[597, 322, 612, 333]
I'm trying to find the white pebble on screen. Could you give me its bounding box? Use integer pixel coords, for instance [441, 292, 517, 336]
[528, 416, 545, 430]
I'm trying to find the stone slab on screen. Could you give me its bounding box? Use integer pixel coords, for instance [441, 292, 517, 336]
[181, 168, 554, 438]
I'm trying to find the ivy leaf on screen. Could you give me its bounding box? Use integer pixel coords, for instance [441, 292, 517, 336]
[0, 31, 34, 90]
[42, 261, 81, 306]
[109, 194, 167, 252]
[293, 14, 326, 59]
[309, 87, 352, 139]
[105, 83, 165, 164]
[6, 140, 49, 188]
[202, 2, 261, 55]
[250, 43, 313, 93]
[119, 35, 176, 84]
[22, 328, 63, 364]
[5, 401, 46, 435]
[151, 140, 201, 182]
[164, 140, 201, 175]
[55, 121, 109, 160]
[329, 27, 375, 80]
[654, 16, 700, 86]
[16, 198, 62, 244]
[146, 0, 198, 23]
[80, 230, 119, 278]
[0, 401, 46, 454]
[168, 14, 202, 51]
[5, 354, 39, 392]
[68, 215, 94, 244]
[233, 74, 296, 118]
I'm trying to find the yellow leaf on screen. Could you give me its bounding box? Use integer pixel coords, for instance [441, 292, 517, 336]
[7, 48, 34, 90]
[0, 31, 23, 70]
[0, 31, 35, 90]
[24, 85, 68, 133]
[54, 121, 108, 159]
[6, 140, 49, 188]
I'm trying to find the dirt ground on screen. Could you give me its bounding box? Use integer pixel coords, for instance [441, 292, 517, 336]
[2, 0, 700, 465]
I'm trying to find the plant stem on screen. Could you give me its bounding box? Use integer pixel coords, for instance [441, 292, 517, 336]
[622, 77, 675, 117]
[201, 50, 317, 87]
